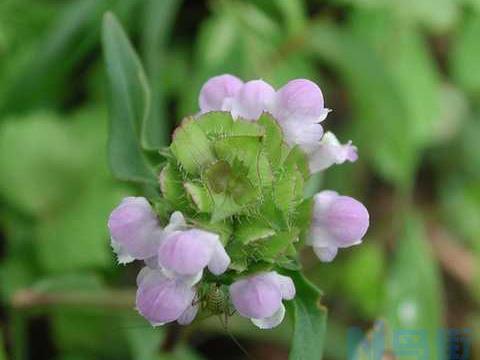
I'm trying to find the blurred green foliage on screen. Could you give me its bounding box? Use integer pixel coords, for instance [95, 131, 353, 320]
[0, 0, 479, 359]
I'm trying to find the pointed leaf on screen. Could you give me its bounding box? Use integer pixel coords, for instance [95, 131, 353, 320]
[102, 13, 155, 184]
[285, 270, 328, 360]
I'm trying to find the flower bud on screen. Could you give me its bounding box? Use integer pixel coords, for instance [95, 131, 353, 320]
[270, 79, 330, 152]
[199, 74, 243, 113]
[309, 191, 369, 262]
[229, 271, 295, 329]
[272, 79, 329, 123]
[108, 197, 163, 263]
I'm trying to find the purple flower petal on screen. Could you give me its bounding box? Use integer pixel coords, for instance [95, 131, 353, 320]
[312, 245, 338, 263]
[309, 132, 358, 173]
[324, 195, 369, 247]
[108, 197, 163, 261]
[309, 191, 369, 262]
[270, 273, 295, 300]
[279, 119, 324, 152]
[177, 302, 199, 325]
[208, 242, 231, 275]
[228, 80, 275, 120]
[272, 79, 328, 123]
[158, 229, 229, 276]
[199, 74, 243, 113]
[135, 268, 195, 326]
[251, 304, 286, 329]
[229, 272, 283, 319]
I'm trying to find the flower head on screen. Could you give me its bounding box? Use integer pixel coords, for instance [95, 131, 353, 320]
[308, 191, 369, 262]
[229, 271, 295, 329]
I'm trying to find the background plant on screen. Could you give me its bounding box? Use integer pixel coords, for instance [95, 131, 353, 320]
[0, 0, 479, 359]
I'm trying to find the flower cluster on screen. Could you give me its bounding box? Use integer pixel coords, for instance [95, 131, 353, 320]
[108, 75, 369, 329]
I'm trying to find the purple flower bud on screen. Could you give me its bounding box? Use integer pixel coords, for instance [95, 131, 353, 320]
[158, 229, 230, 277]
[199, 74, 243, 113]
[309, 132, 358, 173]
[229, 272, 295, 329]
[227, 80, 276, 120]
[108, 197, 163, 263]
[309, 191, 369, 262]
[136, 267, 196, 326]
[272, 79, 330, 123]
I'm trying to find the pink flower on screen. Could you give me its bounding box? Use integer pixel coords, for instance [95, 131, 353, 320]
[308, 132, 358, 173]
[308, 191, 369, 262]
[229, 271, 295, 329]
[226, 80, 276, 120]
[158, 229, 230, 277]
[199, 74, 243, 113]
[108, 197, 163, 263]
[135, 267, 198, 326]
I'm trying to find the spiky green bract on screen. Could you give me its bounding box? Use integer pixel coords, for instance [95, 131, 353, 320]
[157, 111, 311, 275]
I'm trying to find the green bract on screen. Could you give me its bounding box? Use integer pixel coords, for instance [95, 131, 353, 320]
[159, 111, 312, 274]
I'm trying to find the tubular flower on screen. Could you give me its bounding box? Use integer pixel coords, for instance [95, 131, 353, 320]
[270, 79, 329, 153]
[226, 80, 276, 120]
[308, 191, 369, 262]
[199, 74, 243, 113]
[229, 272, 295, 329]
[108, 197, 163, 263]
[158, 228, 231, 277]
[136, 266, 198, 326]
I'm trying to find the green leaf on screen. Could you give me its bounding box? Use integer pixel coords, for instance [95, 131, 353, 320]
[385, 214, 445, 359]
[170, 117, 216, 175]
[141, 0, 181, 149]
[50, 280, 130, 358]
[451, 12, 480, 98]
[102, 12, 156, 184]
[0, 113, 81, 215]
[124, 318, 165, 360]
[285, 271, 328, 360]
[36, 179, 125, 272]
[350, 8, 441, 146]
[0, 0, 112, 113]
[308, 21, 418, 189]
